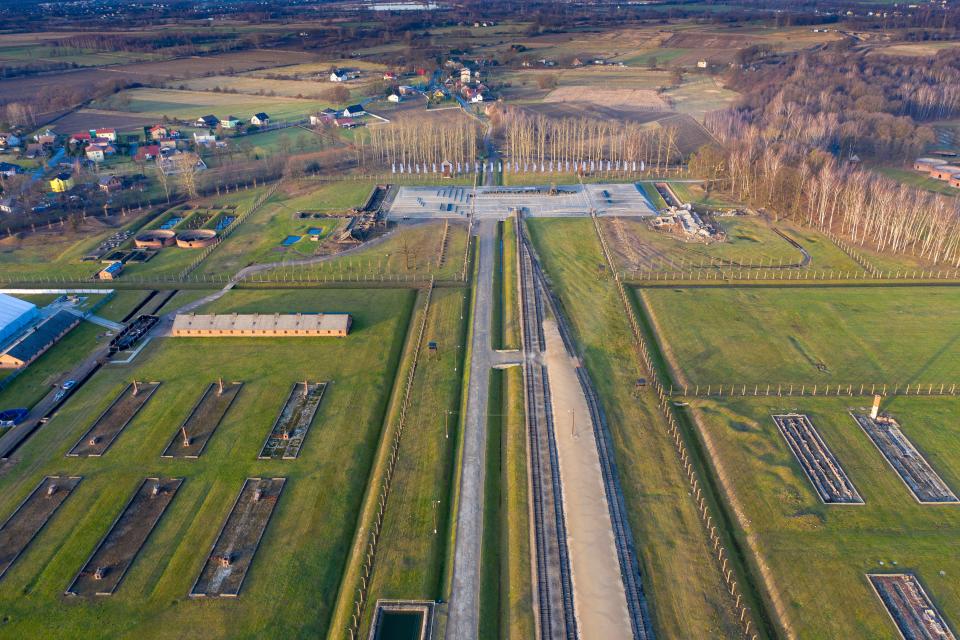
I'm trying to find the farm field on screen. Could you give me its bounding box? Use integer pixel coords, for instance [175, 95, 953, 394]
[689, 395, 960, 639]
[0, 49, 319, 104]
[0, 287, 413, 638]
[640, 286, 960, 385]
[91, 88, 327, 123]
[525, 217, 742, 639]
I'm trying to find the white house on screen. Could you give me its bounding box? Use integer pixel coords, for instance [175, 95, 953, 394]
[330, 70, 347, 82]
[251, 112, 270, 126]
[343, 104, 365, 118]
[460, 67, 472, 83]
[193, 132, 216, 145]
[387, 93, 401, 103]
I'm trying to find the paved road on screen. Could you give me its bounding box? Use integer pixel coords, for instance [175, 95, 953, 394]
[446, 218, 497, 640]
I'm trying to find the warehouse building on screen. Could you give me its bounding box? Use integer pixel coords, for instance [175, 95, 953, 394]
[0, 310, 81, 369]
[172, 313, 352, 337]
[0, 293, 40, 347]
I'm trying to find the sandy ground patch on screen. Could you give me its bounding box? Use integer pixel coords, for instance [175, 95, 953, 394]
[542, 317, 632, 640]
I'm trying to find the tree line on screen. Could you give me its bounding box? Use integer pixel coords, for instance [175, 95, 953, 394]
[496, 106, 682, 171]
[365, 119, 479, 167]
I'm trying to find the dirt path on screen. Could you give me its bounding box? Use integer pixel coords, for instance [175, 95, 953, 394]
[542, 317, 632, 640]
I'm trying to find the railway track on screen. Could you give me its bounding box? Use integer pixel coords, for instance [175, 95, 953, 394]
[518, 228, 577, 640]
[518, 219, 655, 640]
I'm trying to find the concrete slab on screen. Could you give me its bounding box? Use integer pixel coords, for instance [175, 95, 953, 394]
[387, 184, 656, 221]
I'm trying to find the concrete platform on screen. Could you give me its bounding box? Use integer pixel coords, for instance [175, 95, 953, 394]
[387, 184, 656, 220]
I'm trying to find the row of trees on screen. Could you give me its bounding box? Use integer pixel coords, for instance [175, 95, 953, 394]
[364, 119, 479, 167]
[496, 107, 683, 171]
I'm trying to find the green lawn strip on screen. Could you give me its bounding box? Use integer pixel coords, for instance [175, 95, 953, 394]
[501, 219, 520, 350]
[502, 366, 534, 639]
[638, 181, 668, 210]
[641, 286, 960, 385]
[492, 222, 504, 350]
[92, 290, 150, 322]
[441, 237, 478, 608]
[326, 286, 424, 640]
[359, 288, 467, 636]
[0, 321, 105, 410]
[478, 368, 503, 640]
[691, 395, 960, 638]
[0, 288, 410, 639]
[524, 217, 742, 638]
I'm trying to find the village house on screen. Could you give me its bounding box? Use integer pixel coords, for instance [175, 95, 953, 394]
[460, 67, 472, 84]
[330, 70, 347, 82]
[50, 173, 74, 193]
[343, 104, 365, 118]
[69, 132, 92, 145]
[36, 133, 57, 148]
[310, 109, 338, 126]
[0, 133, 21, 148]
[98, 175, 122, 193]
[0, 197, 15, 214]
[195, 115, 220, 128]
[149, 124, 174, 140]
[221, 116, 241, 129]
[85, 142, 116, 162]
[398, 85, 417, 96]
[135, 144, 161, 162]
[93, 128, 117, 142]
[193, 132, 216, 145]
[251, 112, 270, 126]
[387, 93, 401, 103]
[335, 117, 358, 129]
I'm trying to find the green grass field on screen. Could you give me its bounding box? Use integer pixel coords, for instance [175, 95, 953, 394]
[479, 366, 533, 640]
[870, 165, 959, 197]
[93, 88, 327, 122]
[0, 214, 152, 282]
[359, 287, 467, 636]
[690, 395, 960, 639]
[525, 217, 742, 639]
[0, 287, 412, 639]
[501, 220, 520, 350]
[641, 286, 960, 386]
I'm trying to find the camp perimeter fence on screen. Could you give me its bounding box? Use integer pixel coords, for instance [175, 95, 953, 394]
[623, 266, 960, 284]
[588, 210, 766, 640]
[668, 382, 960, 399]
[344, 278, 434, 640]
